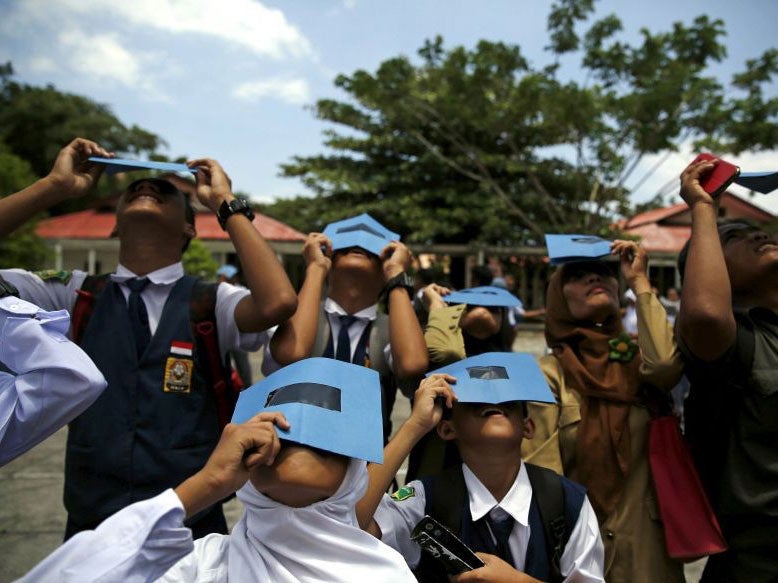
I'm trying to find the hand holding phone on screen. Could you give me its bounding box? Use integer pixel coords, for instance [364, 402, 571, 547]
[692, 153, 740, 198]
[411, 515, 485, 574]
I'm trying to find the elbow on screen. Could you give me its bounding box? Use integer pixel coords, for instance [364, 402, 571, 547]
[262, 293, 298, 327]
[394, 353, 429, 380]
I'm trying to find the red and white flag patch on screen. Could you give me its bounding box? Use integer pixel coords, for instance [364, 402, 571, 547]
[170, 341, 194, 357]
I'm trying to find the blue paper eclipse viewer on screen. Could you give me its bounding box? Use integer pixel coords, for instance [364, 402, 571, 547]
[232, 358, 384, 463]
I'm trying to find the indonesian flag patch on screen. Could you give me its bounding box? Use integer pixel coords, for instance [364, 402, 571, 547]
[170, 341, 194, 357]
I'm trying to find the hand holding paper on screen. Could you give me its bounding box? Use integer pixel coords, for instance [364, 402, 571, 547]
[174, 411, 289, 518]
[48, 138, 113, 200]
[381, 240, 412, 281]
[409, 374, 458, 433]
[612, 240, 650, 294]
[303, 232, 333, 272]
[188, 158, 235, 212]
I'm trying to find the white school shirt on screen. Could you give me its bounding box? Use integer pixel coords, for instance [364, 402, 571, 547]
[19, 489, 193, 583]
[0, 296, 107, 466]
[0, 263, 266, 360]
[262, 296, 392, 375]
[374, 462, 605, 582]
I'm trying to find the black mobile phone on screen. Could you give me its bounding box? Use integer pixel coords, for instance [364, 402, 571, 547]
[411, 515, 485, 574]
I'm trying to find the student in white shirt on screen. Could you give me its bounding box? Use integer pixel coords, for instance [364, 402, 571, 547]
[22, 360, 415, 582]
[356, 356, 605, 582]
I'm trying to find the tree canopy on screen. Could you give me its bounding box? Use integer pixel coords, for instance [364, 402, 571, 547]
[0, 63, 167, 268]
[268, 0, 778, 245]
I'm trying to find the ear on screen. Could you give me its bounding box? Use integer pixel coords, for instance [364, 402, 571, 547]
[522, 417, 535, 440]
[436, 420, 457, 442]
[184, 223, 197, 240]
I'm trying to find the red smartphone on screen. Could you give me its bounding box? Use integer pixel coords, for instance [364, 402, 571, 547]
[692, 153, 740, 197]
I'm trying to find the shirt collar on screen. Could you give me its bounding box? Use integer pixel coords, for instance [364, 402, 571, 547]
[324, 297, 377, 321]
[461, 462, 531, 527]
[112, 262, 184, 286]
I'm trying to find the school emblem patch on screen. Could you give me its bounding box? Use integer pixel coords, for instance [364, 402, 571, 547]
[391, 486, 416, 501]
[164, 357, 193, 393]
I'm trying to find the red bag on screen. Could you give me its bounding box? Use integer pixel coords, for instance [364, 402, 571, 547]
[649, 415, 728, 561]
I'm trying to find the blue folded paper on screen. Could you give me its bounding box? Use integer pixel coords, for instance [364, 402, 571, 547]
[428, 352, 555, 404]
[323, 213, 399, 257]
[545, 234, 612, 265]
[735, 171, 778, 194]
[232, 358, 384, 463]
[88, 157, 196, 175]
[443, 286, 521, 308]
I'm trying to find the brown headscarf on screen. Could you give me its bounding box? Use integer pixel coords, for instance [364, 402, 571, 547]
[545, 266, 641, 520]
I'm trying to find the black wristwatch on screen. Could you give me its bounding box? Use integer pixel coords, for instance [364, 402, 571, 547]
[384, 272, 414, 299]
[217, 198, 256, 231]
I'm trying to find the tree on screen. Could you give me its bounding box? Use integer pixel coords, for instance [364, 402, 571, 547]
[0, 143, 51, 269]
[0, 63, 166, 211]
[182, 238, 218, 280]
[269, 0, 778, 245]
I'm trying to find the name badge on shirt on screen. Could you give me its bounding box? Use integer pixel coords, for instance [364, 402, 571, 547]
[164, 341, 194, 394]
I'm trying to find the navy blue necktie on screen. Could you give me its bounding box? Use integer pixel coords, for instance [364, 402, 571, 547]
[488, 512, 515, 565]
[335, 315, 357, 362]
[126, 277, 151, 358]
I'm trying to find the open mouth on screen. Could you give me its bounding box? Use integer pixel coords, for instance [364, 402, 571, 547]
[344, 247, 370, 257]
[127, 192, 164, 204]
[587, 286, 609, 297]
[756, 241, 778, 253]
[479, 405, 506, 417]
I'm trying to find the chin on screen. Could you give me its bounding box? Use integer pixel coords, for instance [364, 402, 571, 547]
[249, 445, 348, 505]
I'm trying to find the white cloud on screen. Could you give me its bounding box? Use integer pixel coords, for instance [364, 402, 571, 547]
[57, 31, 170, 101]
[233, 78, 310, 105]
[343, 0, 358, 9]
[56, 0, 314, 60]
[27, 56, 57, 74]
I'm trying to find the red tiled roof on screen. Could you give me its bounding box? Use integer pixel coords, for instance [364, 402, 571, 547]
[623, 202, 687, 229]
[621, 191, 774, 253]
[36, 209, 305, 242]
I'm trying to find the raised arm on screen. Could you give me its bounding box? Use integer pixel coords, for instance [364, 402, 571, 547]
[356, 375, 456, 533]
[174, 411, 289, 517]
[381, 242, 429, 378]
[269, 233, 331, 365]
[421, 283, 468, 365]
[21, 412, 289, 583]
[189, 158, 297, 333]
[676, 159, 737, 361]
[0, 138, 112, 237]
[612, 240, 682, 389]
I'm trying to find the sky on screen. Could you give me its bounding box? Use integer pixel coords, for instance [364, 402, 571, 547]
[2, 0, 778, 214]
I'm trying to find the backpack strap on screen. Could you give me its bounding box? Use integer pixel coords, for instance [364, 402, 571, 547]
[525, 463, 568, 582]
[71, 274, 111, 345]
[368, 312, 391, 375]
[190, 280, 236, 430]
[422, 464, 468, 534]
[415, 466, 469, 583]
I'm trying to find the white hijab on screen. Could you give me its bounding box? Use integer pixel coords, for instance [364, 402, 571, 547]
[226, 458, 415, 582]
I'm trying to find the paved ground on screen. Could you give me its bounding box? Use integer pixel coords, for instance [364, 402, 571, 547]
[0, 329, 703, 581]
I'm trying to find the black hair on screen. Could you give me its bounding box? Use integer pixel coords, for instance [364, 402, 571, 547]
[462, 307, 513, 356]
[471, 265, 494, 287]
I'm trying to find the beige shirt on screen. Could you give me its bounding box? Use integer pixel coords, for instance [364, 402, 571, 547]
[521, 293, 685, 583]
